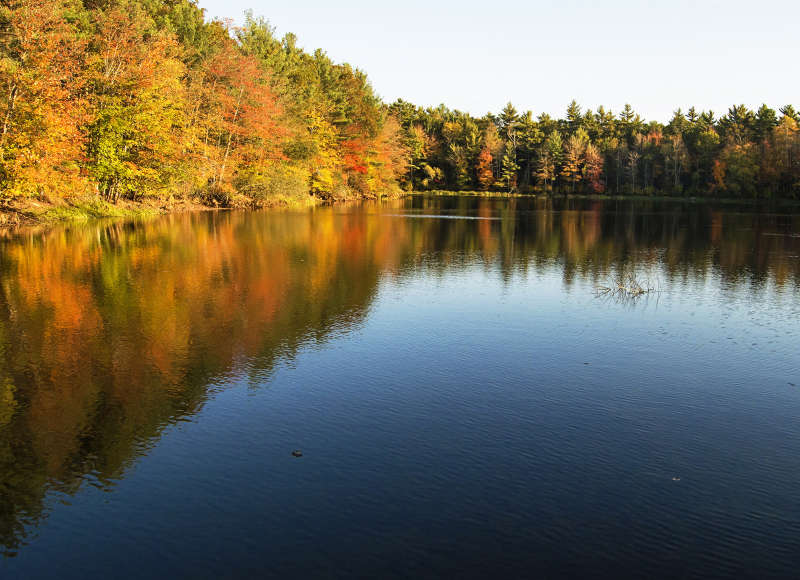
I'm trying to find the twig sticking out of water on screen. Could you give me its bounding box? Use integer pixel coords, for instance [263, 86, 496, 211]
[595, 275, 657, 299]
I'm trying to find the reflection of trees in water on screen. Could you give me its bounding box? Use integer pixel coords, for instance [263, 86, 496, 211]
[406, 195, 800, 291]
[0, 210, 395, 554]
[0, 197, 798, 553]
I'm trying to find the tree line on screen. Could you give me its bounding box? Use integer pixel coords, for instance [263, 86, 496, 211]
[0, 0, 407, 206]
[1, 0, 798, 205]
[390, 100, 800, 198]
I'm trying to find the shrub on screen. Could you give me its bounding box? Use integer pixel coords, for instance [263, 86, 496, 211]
[234, 164, 311, 207]
[195, 181, 236, 207]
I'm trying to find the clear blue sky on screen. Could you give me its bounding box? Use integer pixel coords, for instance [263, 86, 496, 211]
[197, 0, 799, 122]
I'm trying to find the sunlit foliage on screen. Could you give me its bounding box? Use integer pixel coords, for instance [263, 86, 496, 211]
[0, 1, 407, 205]
[389, 101, 800, 198]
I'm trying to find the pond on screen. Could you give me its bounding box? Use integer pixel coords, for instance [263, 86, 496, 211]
[1, 195, 799, 578]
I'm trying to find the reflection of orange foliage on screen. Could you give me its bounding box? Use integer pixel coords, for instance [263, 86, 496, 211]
[0, 208, 434, 496]
[1, 199, 799, 551]
[477, 200, 495, 258]
[710, 211, 722, 244]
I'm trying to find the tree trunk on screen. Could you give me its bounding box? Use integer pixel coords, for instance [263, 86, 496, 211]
[0, 84, 18, 155]
[218, 86, 244, 184]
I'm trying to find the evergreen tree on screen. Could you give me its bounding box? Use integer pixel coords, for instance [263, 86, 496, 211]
[499, 102, 519, 141]
[780, 105, 799, 123]
[500, 140, 519, 192]
[754, 104, 778, 142]
[565, 99, 582, 135]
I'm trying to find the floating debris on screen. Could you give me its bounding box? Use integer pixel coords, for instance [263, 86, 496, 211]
[291, 450, 303, 458]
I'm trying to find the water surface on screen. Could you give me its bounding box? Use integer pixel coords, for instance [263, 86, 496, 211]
[1, 195, 799, 578]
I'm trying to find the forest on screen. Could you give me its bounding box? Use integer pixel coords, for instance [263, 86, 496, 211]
[1, 0, 799, 208]
[391, 100, 800, 198]
[0, 0, 408, 208]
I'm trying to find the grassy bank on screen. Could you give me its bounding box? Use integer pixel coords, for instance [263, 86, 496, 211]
[0, 198, 190, 228]
[0, 188, 400, 230]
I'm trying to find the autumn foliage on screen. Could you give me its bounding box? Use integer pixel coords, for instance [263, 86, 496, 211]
[2, 1, 798, 203]
[0, 0, 408, 205]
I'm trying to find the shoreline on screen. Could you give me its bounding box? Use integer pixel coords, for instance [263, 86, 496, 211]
[3, 189, 798, 233]
[423, 190, 800, 207]
[0, 194, 327, 231]
[0, 188, 409, 233]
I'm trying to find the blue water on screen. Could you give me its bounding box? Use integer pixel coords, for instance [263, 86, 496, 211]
[1, 195, 799, 578]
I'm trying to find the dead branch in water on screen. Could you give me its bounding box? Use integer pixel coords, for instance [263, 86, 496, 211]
[595, 274, 658, 300]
